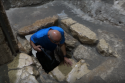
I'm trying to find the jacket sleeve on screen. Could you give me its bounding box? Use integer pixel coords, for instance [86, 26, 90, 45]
[30, 33, 38, 44]
[60, 31, 65, 44]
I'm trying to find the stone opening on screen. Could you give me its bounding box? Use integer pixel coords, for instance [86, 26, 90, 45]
[9, 14, 99, 83]
[1, 0, 125, 83]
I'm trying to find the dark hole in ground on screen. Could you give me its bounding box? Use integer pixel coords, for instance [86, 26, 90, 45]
[36, 49, 60, 73]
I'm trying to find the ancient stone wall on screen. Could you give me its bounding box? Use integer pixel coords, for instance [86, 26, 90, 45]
[0, 27, 13, 65]
[61, 0, 125, 30]
[2, 0, 54, 10]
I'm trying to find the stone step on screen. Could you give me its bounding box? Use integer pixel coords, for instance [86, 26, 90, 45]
[50, 59, 90, 83]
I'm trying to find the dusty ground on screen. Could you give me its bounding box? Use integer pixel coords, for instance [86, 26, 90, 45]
[5, 1, 125, 83]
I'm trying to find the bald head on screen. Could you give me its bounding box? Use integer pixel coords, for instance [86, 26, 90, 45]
[48, 30, 62, 44]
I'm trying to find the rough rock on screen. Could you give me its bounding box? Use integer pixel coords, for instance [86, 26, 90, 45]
[64, 32, 78, 57]
[66, 60, 90, 83]
[64, 32, 78, 50]
[24, 66, 39, 76]
[20, 71, 29, 80]
[61, 18, 77, 33]
[50, 59, 76, 81]
[70, 23, 97, 44]
[17, 36, 32, 54]
[32, 57, 41, 69]
[20, 66, 39, 80]
[38, 67, 58, 83]
[73, 45, 91, 61]
[97, 39, 118, 57]
[8, 53, 40, 83]
[8, 69, 23, 83]
[8, 53, 34, 69]
[18, 16, 58, 36]
[66, 51, 73, 58]
[20, 75, 39, 83]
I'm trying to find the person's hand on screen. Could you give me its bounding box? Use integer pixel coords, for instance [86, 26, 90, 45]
[33, 45, 43, 52]
[64, 57, 72, 66]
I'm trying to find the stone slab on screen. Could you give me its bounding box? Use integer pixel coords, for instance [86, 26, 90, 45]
[70, 23, 98, 44]
[61, 18, 77, 33]
[50, 59, 76, 81]
[18, 16, 58, 36]
[66, 60, 90, 83]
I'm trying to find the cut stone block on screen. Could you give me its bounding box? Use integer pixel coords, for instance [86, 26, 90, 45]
[61, 18, 77, 33]
[66, 60, 90, 83]
[18, 16, 58, 36]
[8, 53, 34, 69]
[97, 39, 118, 57]
[73, 45, 91, 61]
[70, 23, 98, 44]
[50, 59, 76, 81]
[51, 66, 66, 81]
[50, 59, 90, 83]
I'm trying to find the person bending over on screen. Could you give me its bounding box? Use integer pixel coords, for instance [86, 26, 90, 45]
[30, 26, 72, 73]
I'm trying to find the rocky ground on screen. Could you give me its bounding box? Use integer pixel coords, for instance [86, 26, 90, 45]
[4, 1, 125, 83]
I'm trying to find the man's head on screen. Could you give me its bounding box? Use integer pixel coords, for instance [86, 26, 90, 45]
[48, 30, 62, 44]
